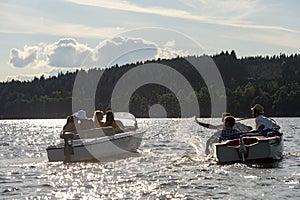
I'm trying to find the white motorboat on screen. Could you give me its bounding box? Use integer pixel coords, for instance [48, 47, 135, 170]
[214, 129, 283, 164]
[46, 112, 145, 162]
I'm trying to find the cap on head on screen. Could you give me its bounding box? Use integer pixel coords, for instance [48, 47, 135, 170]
[74, 110, 87, 119]
[251, 104, 264, 114]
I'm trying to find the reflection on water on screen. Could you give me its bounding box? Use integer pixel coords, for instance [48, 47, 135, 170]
[247, 161, 283, 169]
[0, 118, 299, 198]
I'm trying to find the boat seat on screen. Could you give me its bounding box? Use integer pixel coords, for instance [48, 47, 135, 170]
[73, 127, 116, 139]
[243, 137, 259, 145]
[224, 137, 259, 147]
[75, 118, 94, 130]
[226, 139, 240, 147]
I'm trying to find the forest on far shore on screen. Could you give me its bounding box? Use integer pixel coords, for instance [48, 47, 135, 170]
[0, 50, 299, 119]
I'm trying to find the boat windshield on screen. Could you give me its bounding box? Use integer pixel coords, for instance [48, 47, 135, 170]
[114, 112, 137, 127]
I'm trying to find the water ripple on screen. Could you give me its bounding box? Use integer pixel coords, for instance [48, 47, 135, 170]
[0, 118, 299, 199]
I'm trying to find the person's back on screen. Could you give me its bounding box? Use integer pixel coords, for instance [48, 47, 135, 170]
[205, 116, 239, 154]
[63, 115, 77, 133]
[234, 122, 252, 132]
[251, 104, 278, 130]
[221, 128, 239, 137]
[220, 116, 239, 137]
[255, 115, 273, 130]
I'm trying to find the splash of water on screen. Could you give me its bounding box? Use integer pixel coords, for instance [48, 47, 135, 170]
[173, 118, 206, 156]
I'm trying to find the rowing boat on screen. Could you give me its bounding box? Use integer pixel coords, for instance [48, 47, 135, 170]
[214, 129, 283, 164]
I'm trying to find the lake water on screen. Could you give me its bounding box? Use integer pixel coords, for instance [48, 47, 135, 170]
[0, 118, 299, 199]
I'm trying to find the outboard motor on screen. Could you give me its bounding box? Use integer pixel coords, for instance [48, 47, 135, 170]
[60, 133, 75, 163]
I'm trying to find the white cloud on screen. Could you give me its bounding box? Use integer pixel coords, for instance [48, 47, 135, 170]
[47, 38, 94, 67]
[8, 38, 95, 68]
[9, 46, 39, 68]
[8, 36, 186, 70]
[156, 40, 189, 59]
[6, 69, 76, 82]
[7, 74, 45, 82]
[93, 36, 159, 66]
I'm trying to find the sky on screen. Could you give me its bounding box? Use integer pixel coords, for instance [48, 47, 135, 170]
[0, 0, 299, 81]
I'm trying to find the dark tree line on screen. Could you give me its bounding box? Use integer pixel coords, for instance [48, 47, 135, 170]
[0, 50, 299, 119]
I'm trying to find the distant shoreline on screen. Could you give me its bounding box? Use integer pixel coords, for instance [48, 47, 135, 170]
[1, 52, 299, 118]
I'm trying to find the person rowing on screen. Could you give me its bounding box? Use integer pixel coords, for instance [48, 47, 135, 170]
[194, 112, 252, 155]
[251, 104, 280, 130]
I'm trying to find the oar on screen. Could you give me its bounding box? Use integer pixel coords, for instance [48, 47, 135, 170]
[193, 116, 222, 129]
[236, 117, 253, 122]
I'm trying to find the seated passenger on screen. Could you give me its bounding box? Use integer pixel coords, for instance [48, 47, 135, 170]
[92, 110, 104, 128]
[102, 111, 124, 133]
[62, 115, 77, 133]
[76, 118, 94, 130]
[251, 104, 280, 130]
[73, 110, 88, 120]
[204, 116, 239, 155]
[220, 116, 239, 137]
[74, 110, 94, 130]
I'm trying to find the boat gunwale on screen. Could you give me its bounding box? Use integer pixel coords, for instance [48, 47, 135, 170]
[46, 129, 145, 151]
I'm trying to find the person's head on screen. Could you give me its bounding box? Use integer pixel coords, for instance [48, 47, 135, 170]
[66, 115, 74, 124]
[105, 110, 114, 125]
[251, 104, 264, 117]
[63, 115, 76, 132]
[221, 112, 231, 122]
[224, 116, 235, 128]
[93, 110, 104, 122]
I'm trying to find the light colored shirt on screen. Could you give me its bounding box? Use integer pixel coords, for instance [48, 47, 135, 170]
[234, 122, 250, 132]
[214, 122, 249, 132]
[255, 115, 273, 130]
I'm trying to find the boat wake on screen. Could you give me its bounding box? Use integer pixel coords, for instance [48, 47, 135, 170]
[173, 119, 206, 156]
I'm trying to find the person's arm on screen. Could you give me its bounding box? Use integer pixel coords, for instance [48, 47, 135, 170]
[235, 122, 252, 132]
[257, 124, 265, 130]
[115, 120, 126, 129]
[197, 121, 219, 129]
[246, 126, 253, 131]
[63, 123, 76, 133]
[205, 131, 221, 155]
[112, 121, 125, 133]
[194, 116, 219, 129]
[270, 118, 280, 130]
[255, 117, 265, 130]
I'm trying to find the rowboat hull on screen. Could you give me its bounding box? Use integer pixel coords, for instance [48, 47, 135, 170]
[214, 132, 283, 164]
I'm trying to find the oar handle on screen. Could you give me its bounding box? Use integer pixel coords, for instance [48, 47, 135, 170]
[236, 117, 252, 121]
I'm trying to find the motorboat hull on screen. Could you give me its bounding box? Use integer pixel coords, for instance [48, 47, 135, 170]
[46, 129, 144, 162]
